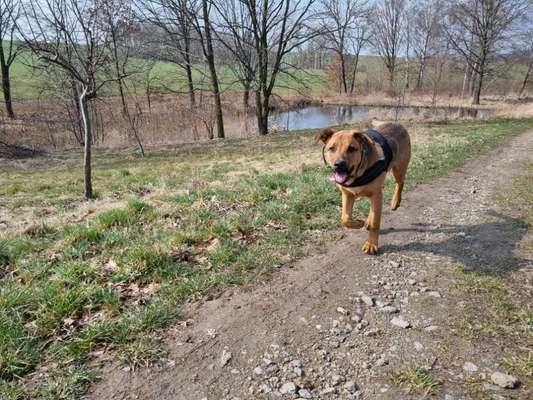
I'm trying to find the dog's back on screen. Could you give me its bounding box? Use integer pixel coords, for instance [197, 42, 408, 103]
[372, 122, 411, 167]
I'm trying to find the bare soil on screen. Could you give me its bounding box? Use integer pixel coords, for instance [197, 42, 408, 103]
[87, 130, 533, 400]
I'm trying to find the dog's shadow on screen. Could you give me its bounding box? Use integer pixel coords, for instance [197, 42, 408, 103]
[379, 210, 532, 275]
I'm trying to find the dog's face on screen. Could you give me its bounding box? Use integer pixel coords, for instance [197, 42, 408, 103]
[315, 128, 371, 185]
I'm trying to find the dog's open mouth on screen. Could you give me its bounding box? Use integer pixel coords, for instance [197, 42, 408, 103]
[329, 170, 352, 184]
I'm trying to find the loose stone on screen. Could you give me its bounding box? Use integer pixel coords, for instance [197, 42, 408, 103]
[490, 372, 519, 388]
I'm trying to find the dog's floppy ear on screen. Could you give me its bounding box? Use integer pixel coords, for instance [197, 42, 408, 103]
[353, 131, 373, 154]
[315, 128, 335, 144]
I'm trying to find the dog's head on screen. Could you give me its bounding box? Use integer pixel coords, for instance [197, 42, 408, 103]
[315, 128, 372, 185]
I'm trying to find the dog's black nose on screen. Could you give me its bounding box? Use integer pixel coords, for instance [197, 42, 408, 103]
[333, 159, 347, 170]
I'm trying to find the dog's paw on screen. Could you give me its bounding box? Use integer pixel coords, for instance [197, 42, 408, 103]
[342, 218, 365, 229]
[362, 241, 379, 255]
[391, 199, 401, 210]
[351, 219, 365, 229]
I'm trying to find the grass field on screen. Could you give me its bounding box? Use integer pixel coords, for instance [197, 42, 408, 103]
[8, 51, 326, 101]
[7, 47, 531, 102]
[1, 118, 533, 398]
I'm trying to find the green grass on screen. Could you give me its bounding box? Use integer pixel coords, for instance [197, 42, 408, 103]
[1, 118, 533, 398]
[392, 365, 441, 395]
[9, 51, 326, 100]
[450, 161, 533, 389]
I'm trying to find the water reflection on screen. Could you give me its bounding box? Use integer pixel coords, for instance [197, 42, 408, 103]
[268, 104, 490, 131]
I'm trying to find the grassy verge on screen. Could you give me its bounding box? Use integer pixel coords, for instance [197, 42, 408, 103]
[450, 161, 533, 391]
[1, 118, 533, 398]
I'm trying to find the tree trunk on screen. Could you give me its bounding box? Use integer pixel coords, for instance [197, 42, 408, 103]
[388, 64, 396, 93]
[256, 90, 269, 136]
[80, 88, 93, 199]
[472, 71, 483, 105]
[468, 63, 478, 98]
[339, 52, 348, 93]
[415, 58, 426, 91]
[461, 64, 470, 99]
[349, 53, 360, 95]
[202, 0, 225, 139]
[0, 46, 15, 119]
[185, 63, 196, 107]
[183, 39, 196, 107]
[110, 27, 128, 117]
[518, 61, 533, 99]
[243, 84, 250, 114]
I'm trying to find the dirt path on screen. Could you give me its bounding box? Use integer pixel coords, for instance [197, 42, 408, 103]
[87, 131, 533, 400]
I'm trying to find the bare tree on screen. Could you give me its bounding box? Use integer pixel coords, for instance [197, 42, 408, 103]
[184, 0, 225, 139]
[319, 0, 370, 94]
[515, 26, 533, 98]
[348, 16, 371, 94]
[212, 0, 256, 114]
[411, 0, 443, 90]
[445, 0, 530, 105]
[137, 0, 198, 108]
[372, 0, 406, 93]
[19, 0, 120, 199]
[0, 0, 21, 119]
[99, 0, 136, 116]
[225, 0, 318, 136]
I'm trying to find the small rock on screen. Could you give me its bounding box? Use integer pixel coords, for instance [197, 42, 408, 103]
[389, 261, 400, 268]
[424, 325, 440, 332]
[351, 315, 362, 323]
[444, 395, 455, 400]
[221, 349, 232, 367]
[414, 342, 424, 352]
[379, 305, 399, 314]
[374, 356, 388, 367]
[320, 387, 336, 395]
[361, 361, 370, 369]
[483, 383, 500, 391]
[490, 372, 519, 388]
[344, 381, 357, 393]
[390, 316, 411, 329]
[337, 306, 349, 315]
[254, 366, 264, 375]
[361, 295, 374, 306]
[298, 388, 312, 399]
[280, 382, 297, 395]
[363, 328, 378, 337]
[331, 374, 344, 386]
[291, 359, 302, 368]
[408, 279, 417, 285]
[428, 291, 442, 298]
[263, 358, 273, 366]
[463, 362, 478, 373]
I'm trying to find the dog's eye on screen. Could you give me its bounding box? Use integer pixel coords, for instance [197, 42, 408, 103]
[347, 146, 357, 153]
[328, 146, 336, 152]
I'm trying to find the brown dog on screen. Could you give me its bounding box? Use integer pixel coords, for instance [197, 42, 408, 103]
[316, 123, 411, 254]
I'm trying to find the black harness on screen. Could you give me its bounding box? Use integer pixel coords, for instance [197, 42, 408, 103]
[322, 129, 393, 188]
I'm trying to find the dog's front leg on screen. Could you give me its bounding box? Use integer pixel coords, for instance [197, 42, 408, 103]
[340, 189, 365, 229]
[362, 190, 383, 255]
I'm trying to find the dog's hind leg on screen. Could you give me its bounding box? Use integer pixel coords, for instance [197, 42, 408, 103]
[391, 163, 408, 211]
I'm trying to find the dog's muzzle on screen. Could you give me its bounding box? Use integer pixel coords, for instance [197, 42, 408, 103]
[330, 160, 353, 184]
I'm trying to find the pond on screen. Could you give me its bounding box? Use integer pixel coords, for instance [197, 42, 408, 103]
[268, 104, 491, 131]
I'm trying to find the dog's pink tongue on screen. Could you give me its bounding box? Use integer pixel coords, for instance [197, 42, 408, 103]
[330, 171, 348, 184]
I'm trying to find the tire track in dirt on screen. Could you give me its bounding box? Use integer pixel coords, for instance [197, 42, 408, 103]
[87, 130, 533, 400]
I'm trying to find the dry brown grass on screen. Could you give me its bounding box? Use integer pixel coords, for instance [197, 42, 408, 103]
[0, 92, 312, 151]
